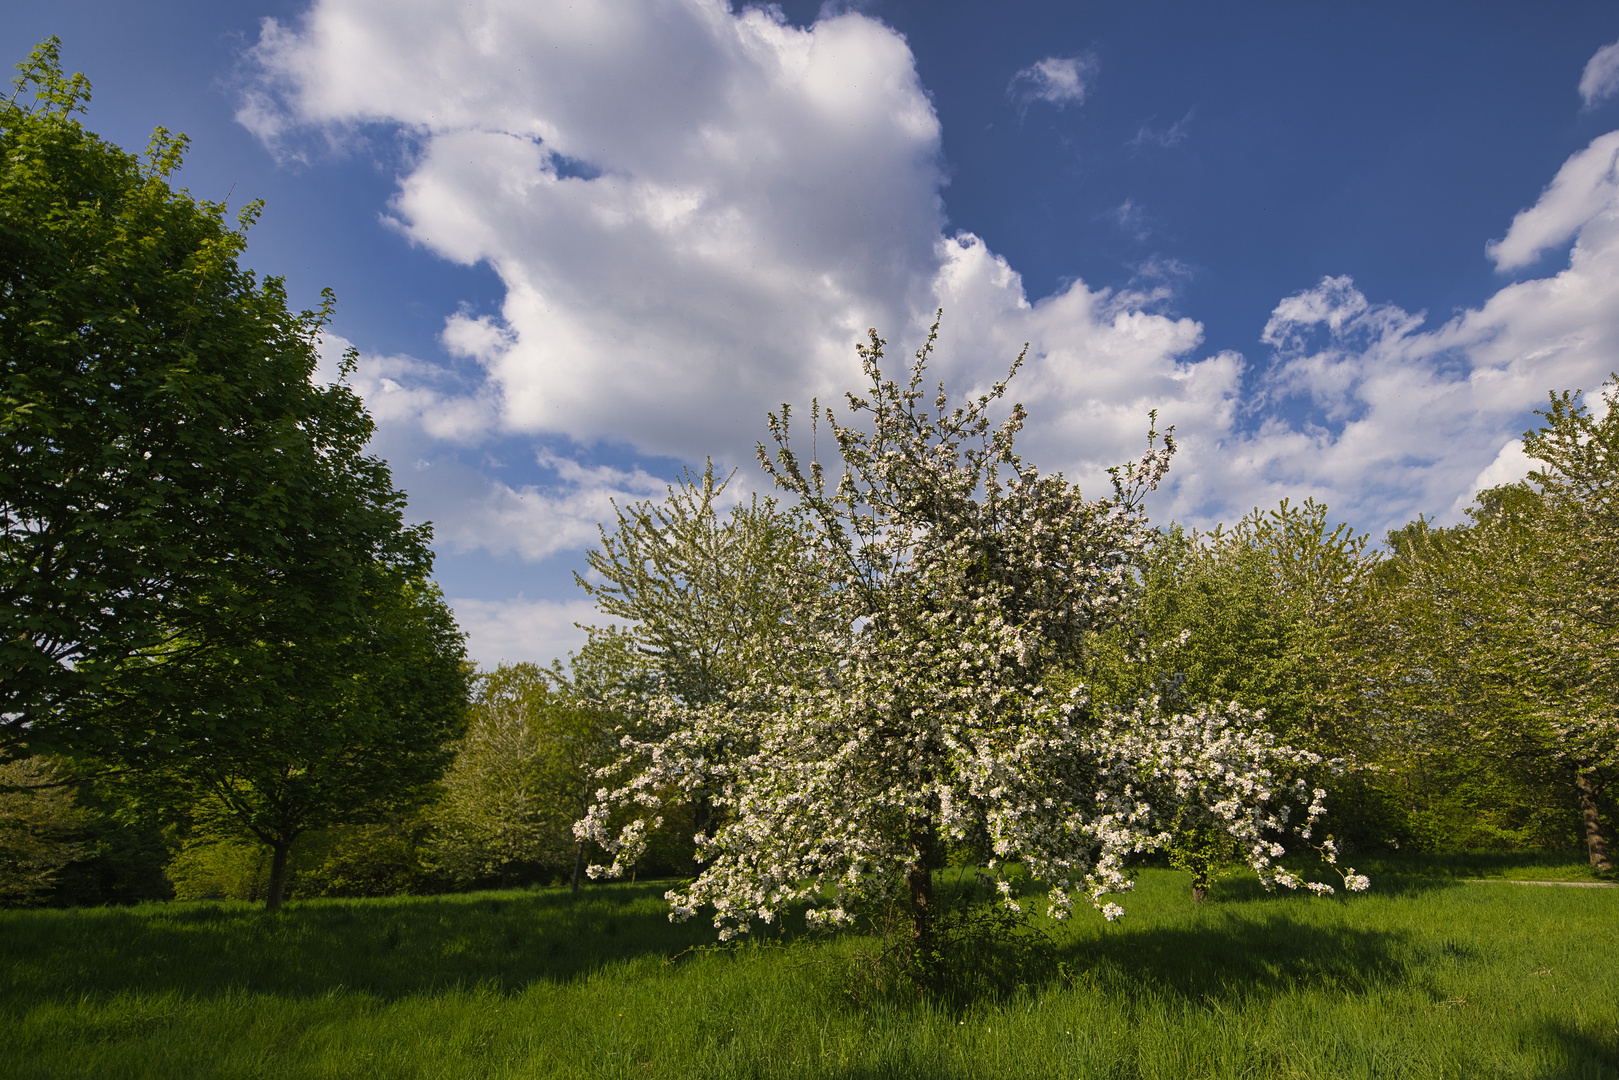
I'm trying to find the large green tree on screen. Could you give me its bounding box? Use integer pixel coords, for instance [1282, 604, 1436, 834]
[2, 42, 473, 907]
[1, 40, 426, 766]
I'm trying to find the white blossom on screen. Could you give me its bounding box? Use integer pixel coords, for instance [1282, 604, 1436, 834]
[577, 322, 1364, 939]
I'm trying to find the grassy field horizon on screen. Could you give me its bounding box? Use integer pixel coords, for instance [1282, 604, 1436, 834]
[2, 854, 1615, 1078]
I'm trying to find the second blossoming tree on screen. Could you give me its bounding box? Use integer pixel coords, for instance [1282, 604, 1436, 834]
[578, 322, 1365, 949]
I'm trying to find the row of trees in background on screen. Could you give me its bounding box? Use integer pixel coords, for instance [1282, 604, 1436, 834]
[2, 39, 1614, 919]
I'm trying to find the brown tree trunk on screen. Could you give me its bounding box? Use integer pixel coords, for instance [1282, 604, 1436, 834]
[906, 824, 938, 972]
[265, 840, 291, 911]
[571, 841, 585, 896]
[1574, 766, 1613, 873]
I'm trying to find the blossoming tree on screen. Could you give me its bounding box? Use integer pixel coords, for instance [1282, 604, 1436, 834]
[578, 322, 1365, 955]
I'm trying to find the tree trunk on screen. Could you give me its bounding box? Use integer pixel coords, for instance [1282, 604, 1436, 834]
[906, 824, 938, 972]
[571, 841, 585, 896]
[265, 840, 291, 911]
[1574, 766, 1613, 873]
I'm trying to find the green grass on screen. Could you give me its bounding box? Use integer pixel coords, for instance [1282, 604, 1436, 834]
[2, 860, 1616, 1079]
[1344, 848, 1612, 883]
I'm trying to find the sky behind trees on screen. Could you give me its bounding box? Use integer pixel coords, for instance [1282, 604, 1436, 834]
[8, 1, 1619, 667]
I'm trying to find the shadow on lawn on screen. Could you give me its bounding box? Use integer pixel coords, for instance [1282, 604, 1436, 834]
[1528, 1020, 1619, 1080]
[0, 882, 719, 1002]
[1058, 911, 1421, 1004]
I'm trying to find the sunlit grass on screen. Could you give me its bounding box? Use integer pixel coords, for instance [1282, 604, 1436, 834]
[2, 859, 1615, 1078]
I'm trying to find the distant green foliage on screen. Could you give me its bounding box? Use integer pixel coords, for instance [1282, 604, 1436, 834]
[431, 663, 614, 888]
[1355, 377, 1619, 872]
[1079, 498, 1375, 752]
[165, 832, 275, 903]
[0, 757, 88, 906]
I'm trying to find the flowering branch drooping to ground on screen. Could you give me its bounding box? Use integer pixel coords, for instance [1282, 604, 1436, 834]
[577, 319, 1363, 944]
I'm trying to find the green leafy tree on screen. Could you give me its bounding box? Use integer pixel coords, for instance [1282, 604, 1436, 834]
[1, 39, 423, 770]
[574, 461, 812, 705]
[1521, 378, 1619, 871]
[1079, 500, 1380, 892]
[1086, 499, 1375, 746]
[432, 662, 613, 892]
[1362, 375, 1619, 871]
[0, 41, 472, 907]
[163, 574, 469, 909]
[572, 463, 816, 866]
[1359, 501, 1566, 851]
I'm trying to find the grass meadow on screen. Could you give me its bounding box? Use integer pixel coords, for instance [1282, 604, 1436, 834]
[1, 855, 1615, 1079]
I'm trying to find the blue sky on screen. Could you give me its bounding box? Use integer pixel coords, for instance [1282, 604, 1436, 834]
[10, 2, 1619, 666]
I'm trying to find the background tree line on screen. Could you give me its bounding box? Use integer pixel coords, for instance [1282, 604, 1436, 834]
[3, 39, 1613, 913]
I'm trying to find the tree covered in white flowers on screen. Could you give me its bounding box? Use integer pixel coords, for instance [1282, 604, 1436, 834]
[578, 321, 1366, 958]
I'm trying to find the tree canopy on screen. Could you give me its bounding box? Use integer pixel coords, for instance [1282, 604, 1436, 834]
[581, 323, 1362, 957]
[1, 39, 432, 766]
[0, 41, 472, 908]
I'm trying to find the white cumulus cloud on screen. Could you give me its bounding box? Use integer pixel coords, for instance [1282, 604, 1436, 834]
[451, 596, 602, 667]
[1580, 39, 1619, 108]
[1487, 131, 1619, 272]
[247, 0, 1619, 571]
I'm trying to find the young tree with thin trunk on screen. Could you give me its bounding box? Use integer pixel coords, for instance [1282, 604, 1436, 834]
[167, 574, 469, 910]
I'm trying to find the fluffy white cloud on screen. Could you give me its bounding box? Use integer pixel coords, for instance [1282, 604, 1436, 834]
[248, 0, 1619, 572]
[451, 596, 601, 667]
[1007, 54, 1098, 110]
[1487, 132, 1619, 272]
[246, 0, 944, 464]
[1580, 39, 1619, 109]
[244, 2, 1224, 497]
[1195, 139, 1619, 536]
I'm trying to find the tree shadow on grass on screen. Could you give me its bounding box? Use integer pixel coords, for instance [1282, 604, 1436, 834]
[1056, 912, 1421, 1006]
[0, 881, 747, 1003]
[1526, 1020, 1619, 1080]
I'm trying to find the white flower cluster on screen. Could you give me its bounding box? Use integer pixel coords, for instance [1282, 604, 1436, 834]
[575, 324, 1366, 939]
